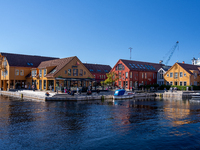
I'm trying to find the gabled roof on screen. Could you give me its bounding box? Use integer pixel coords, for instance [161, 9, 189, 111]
[0, 52, 58, 68]
[38, 56, 75, 77]
[120, 59, 164, 72]
[83, 63, 112, 74]
[177, 63, 200, 74]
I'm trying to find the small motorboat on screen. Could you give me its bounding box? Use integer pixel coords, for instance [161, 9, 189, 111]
[189, 93, 200, 102]
[113, 89, 134, 100]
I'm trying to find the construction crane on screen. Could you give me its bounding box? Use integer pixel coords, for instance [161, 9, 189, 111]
[160, 41, 179, 65]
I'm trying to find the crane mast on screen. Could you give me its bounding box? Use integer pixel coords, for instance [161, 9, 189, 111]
[162, 41, 179, 66]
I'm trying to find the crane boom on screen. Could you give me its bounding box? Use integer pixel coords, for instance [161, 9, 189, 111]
[165, 41, 179, 65]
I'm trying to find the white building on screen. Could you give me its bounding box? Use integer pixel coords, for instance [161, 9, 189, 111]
[157, 66, 171, 86]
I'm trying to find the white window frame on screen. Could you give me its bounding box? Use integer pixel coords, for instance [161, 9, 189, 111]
[125, 72, 128, 78]
[16, 69, 19, 76]
[174, 72, 178, 79]
[44, 69, 47, 76]
[20, 70, 24, 76]
[39, 70, 42, 77]
[170, 73, 173, 78]
[180, 72, 183, 77]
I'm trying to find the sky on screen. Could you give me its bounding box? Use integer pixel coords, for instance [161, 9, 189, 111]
[0, 0, 200, 67]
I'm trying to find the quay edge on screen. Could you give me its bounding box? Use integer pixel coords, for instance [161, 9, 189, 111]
[0, 91, 157, 101]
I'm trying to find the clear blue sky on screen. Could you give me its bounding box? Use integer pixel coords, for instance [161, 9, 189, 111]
[0, 0, 200, 67]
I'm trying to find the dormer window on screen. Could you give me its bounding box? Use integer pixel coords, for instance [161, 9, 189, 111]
[97, 69, 101, 72]
[89, 69, 93, 72]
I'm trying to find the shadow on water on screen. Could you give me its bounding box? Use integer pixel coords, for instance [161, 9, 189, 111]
[0, 95, 200, 149]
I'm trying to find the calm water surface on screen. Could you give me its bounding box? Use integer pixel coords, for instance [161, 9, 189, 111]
[0, 95, 200, 150]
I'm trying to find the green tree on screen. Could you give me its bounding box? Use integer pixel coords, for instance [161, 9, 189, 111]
[102, 72, 119, 87]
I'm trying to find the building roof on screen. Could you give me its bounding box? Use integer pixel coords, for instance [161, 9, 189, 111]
[38, 56, 75, 77]
[83, 63, 112, 74]
[1, 52, 58, 68]
[177, 63, 200, 74]
[120, 59, 164, 72]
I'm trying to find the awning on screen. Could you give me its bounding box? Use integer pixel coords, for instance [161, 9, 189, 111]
[55, 77, 95, 81]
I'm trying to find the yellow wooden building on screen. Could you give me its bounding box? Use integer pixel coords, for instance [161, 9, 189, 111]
[164, 62, 200, 86]
[0, 52, 58, 91]
[30, 56, 95, 91]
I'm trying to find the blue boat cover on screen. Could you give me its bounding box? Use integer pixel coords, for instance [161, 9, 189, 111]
[114, 89, 126, 96]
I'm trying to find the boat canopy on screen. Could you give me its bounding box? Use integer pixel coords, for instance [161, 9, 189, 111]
[114, 89, 126, 96]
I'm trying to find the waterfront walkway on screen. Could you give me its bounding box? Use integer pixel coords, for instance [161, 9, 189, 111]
[0, 89, 156, 101]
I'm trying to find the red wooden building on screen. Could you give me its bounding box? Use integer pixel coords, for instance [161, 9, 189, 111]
[111, 59, 164, 89]
[83, 63, 112, 85]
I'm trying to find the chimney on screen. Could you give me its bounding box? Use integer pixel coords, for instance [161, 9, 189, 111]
[182, 61, 185, 64]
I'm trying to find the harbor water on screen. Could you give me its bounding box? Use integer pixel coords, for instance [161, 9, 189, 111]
[0, 95, 200, 149]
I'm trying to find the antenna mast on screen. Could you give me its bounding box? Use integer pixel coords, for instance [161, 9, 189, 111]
[129, 47, 132, 60]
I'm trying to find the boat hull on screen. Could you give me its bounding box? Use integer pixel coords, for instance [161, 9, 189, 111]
[113, 94, 134, 100]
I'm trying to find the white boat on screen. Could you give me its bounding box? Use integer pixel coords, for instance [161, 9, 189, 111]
[113, 89, 134, 100]
[189, 93, 200, 102]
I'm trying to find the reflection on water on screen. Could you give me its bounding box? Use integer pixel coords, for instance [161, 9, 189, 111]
[0, 95, 200, 149]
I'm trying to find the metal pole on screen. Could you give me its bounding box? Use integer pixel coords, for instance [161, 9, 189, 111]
[129, 47, 132, 60]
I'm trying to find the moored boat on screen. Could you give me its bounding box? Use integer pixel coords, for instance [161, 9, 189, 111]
[113, 89, 134, 100]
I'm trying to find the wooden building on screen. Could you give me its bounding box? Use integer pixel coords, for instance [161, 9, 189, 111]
[111, 59, 163, 89]
[30, 56, 95, 91]
[0, 52, 58, 91]
[164, 62, 200, 86]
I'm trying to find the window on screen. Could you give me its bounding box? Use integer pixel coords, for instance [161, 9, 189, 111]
[153, 73, 154, 79]
[119, 72, 121, 79]
[180, 72, 183, 77]
[104, 70, 108, 73]
[44, 80, 46, 89]
[145, 73, 147, 79]
[125, 72, 128, 78]
[80, 69, 83, 76]
[84, 71, 86, 75]
[32, 70, 36, 77]
[122, 65, 125, 70]
[20, 70, 24, 76]
[184, 82, 187, 86]
[166, 82, 169, 85]
[170, 73, 173, 78]
[94, 75, 95, 78]
[170, 82, 173, 85]
[167, 74, 169, 77]
[142, 73, 144, 79]
[126, 81, 128, 88]
[73, 69, 78, 76]
[130, 72, 132, 78]
[44, 69, 47, 76]
[130, 81, 132, 88]
[174, 81, 178, 85]
[180, 81, 182, 86]
[65, 70, 67, 74]
[160, 70, 164, 79]
[184, 73, 186, 77]
[194, 81, 197, 86]
[174, 72, 178, 79]
[118, 64, 122, 70]
[116, 66, 118, 71]
[104, 75, 105, 79]
[68, 69, 71, 76]
[194, 73, 197, 79]
[119, 81, 121, 87]
[16, 69, 19, 75]
[39, 70, 42, 77]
